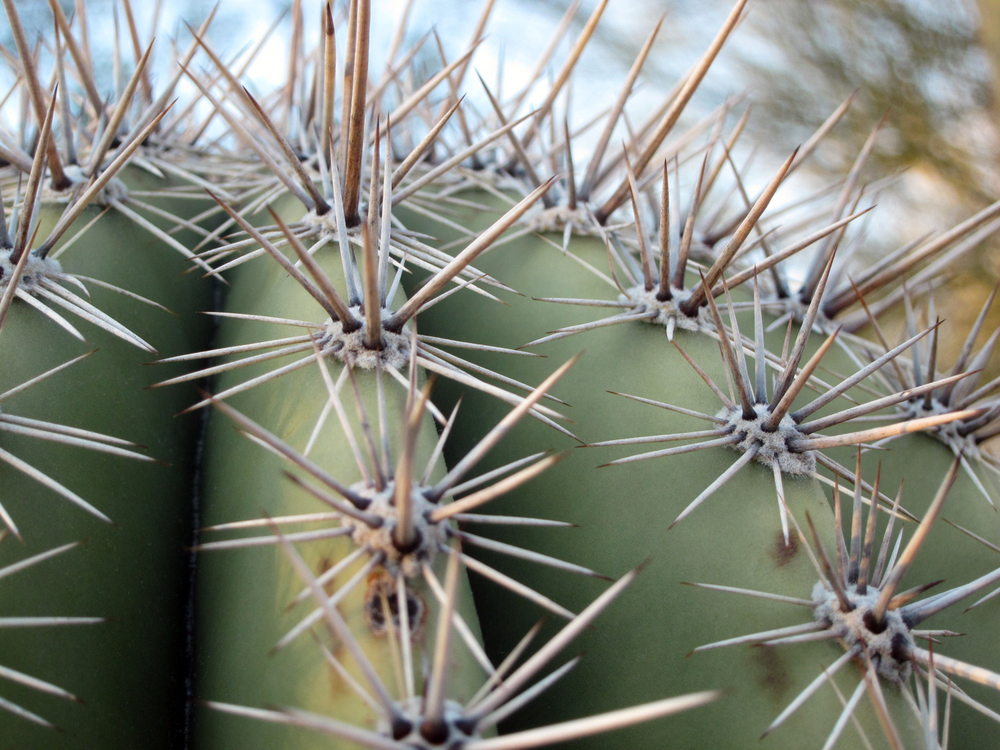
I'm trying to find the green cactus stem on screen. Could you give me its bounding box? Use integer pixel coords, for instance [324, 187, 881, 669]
[190, 221, 489, 748]
[0, 195, 217, 745]
[0, 46, 219, 745]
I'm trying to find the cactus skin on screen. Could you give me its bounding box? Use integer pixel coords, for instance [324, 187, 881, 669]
[5, 3, 1000, 747]
[393, 211, 922, 748]
[0, 176, 216, 746]
[0, 536, 105, 733]
[191, 229, 486, 749]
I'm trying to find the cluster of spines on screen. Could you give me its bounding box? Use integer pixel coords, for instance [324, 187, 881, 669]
[172, 1, 724, 744]
[0, 0, 236, 740]
[3, 0, 1000, 747]
[690, 457, 1000, 747]
[384, 0, 1000, 744]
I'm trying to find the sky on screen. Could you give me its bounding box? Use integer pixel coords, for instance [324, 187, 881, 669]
[1, 0, 994, 266]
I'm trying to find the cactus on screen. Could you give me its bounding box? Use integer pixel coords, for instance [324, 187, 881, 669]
[0, 3, 224, 745]
[2, 1, 1000, 749]
[0, 534, 101, 731]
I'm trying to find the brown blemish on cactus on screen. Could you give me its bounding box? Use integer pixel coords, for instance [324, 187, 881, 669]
[770, 532, 799, 568]
[317, 556, 336, 596]
[751, 644, 792, 701]
[363, 573, 426, 639]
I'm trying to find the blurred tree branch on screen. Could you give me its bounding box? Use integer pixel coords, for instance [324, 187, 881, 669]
[743, 0, 997, 206]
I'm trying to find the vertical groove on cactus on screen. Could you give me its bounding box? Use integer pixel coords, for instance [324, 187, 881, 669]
[190, 223, 486, 748]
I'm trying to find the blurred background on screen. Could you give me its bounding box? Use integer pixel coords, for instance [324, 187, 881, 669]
[3, 0, 1000, 361]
